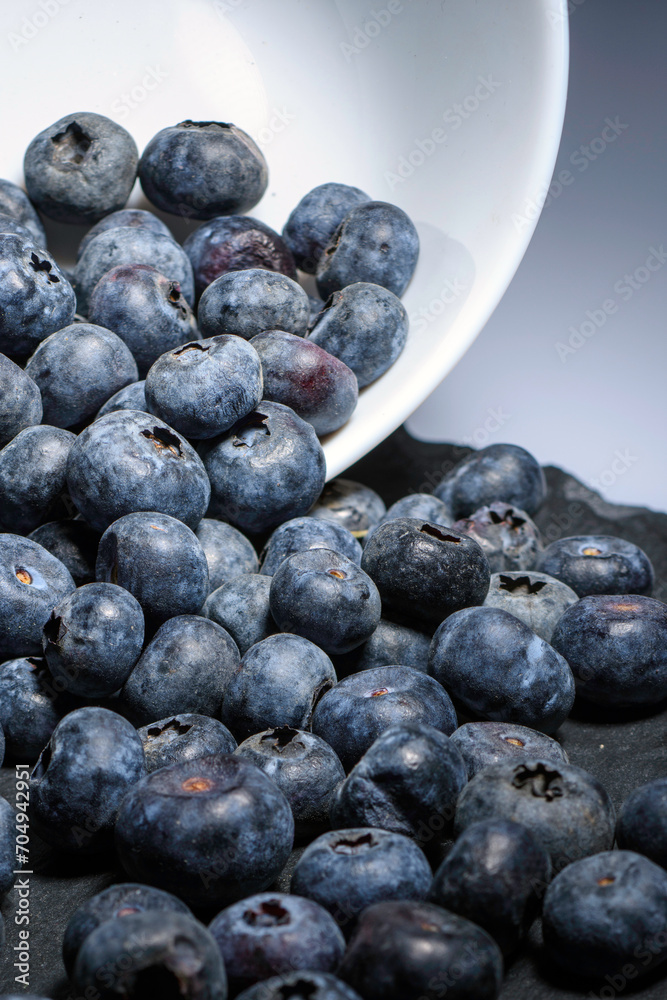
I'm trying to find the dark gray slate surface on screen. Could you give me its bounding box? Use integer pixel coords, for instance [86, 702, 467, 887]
[1, 426, 666, 998]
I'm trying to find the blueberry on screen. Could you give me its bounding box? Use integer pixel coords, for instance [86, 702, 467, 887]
[208, 892, 345, 994]
[452, 501, 542, 572]
[138, 714, 237, 773]
[95, 380, 147, 418]
[62, 882, 192, 977]
[535, 533, 654, 596]
[220, 632, 336, 740]
[252, 330, 359, 434]
[542, 850, 667, 979]
[308, 479, 386, 541]
[338, 900, 503, 1000]
[234, 726, 345, 840]
[42, 582, 144, 698]
[434, 443, 547, 519]
[449, 721, 569, 779]
[0, 425, 75, 534]
[0, 796, 15, 896]
[550, 594, 667, 707]
[375, 492, 452, 531]
[616, 778, 667, 868]
[282, 182, 370, 273]
[0, 534, 75, 659]
[195, 518, 259, 593]
[25, 322, 138, 428]
[203, 574, 275, 654]
[75, 226, 195, 315]
[316, 202, 419, 300]
[361, 519, 490, 629]
[183, 216, 297, 299]
[290, 828, 432, 935]
[330, 722, 467, 840]
[28, 519, 99, 586]
[0, 178, 47, 245]
[333, 618, 432, 677]
[236, 972, 363, 1000]
[260, 516, 362, 577]
[198, 268, 309, 339]
[203, 402, 326, 535]
[88, 264, 199, 376]
[430, 818, 550, 954]
[482, 570, 579, 642]
[145, 335, 263, 439]
[96, 512, 209, 625]
[309, 282, 409, 387]
[0, 353, 42, 447]
[72, 910, 227, 1000]
[0, 213, 39, 242]
[311, 665, 457, 771]
[77, 208, 173, 261]
[66, 408, 210, 532]
[0, 235, 76, 356]
[0, 656, 69, 760]
[139, 120, 268, 218]
[454, 758, 616, 872]
[23, 112, 138, 224]
[115, 754, 294, 908]
[31, 706, 146, 852]
[429, 606, 575, 733]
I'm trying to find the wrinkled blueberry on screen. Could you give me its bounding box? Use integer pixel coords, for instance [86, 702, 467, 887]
[449, 721, 569, 779]
[198, 268, 309, 339]
[482, 570, 579, 642]
[95, 380, 147, 419]
[535, 533, 654, 596]
[260, 516, 362, 577]
[0, 656, 70, 760]
[195, 518, 259, 593]
[0, 235, 76, 356]
[203, 574, 275, 654]
[282, 182, 370, 273]
[434, 443, 547, 519]
[0, 425, 75, 534]
[453, 501, 542, 572]
[0, 178, 47, 245]
[28, 520, 99, 587]
[308, 478, 386, 541]
[138, 714, 237, 773]
[0, 353, 42, 446]
[616, 777, 667, 869]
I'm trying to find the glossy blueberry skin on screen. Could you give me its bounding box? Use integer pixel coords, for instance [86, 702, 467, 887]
[195, 518, 259, 593]
[333, 618, 432, 677]
[203, 574, 275, 654]
[0, 534, 75, 659]
[88, 263, 199, 376]
[543, 850, 667, 979]
[66, 409, 210, 532]
[28, 520, 99, 586]
[96, 512, 208, 625]
[291, 828, 432, 935]
[482, 570, 579, 642]
[454, 758, 616, 872]
[72, 910, 227, 1000]
[62, 882, 192, 976]
[362, 519, 490, 629]
[42, 582, 144, 698]
[77, 208, 173, 260]
[25, 322, 138, 428]
[23, 112, 138, 224]
[430, 818, 551, 955]
[0, 178, 47, 245]
[138, 714, 237, 773]
[616, 778, 667, 868]
[236, 972, 362, 1000]
[203, 401, 326, 535]
[30, 706, 146, 853]
[0, 795, 14, 896]
[96, 380, 147, 418]
[331, 722, 467, 840]
[309, 281, 409, 388]
[0, 235, 77, 356]
[551, 594, 667, 707]
[145, 335, 263, 439]
[0, 656, 70, 760]
[535, 533, 654, 596]
[261, 516, 362, 577]
[0, 353, 42, 447]
[434, 443, 547, 520]
[221, 633, 337, 740]
[74, 226, 195, 315]
[282, 182, 370, 274]
[316, 202, 419, 300]
[308, 478, 386, 541]
[209, 891, 345, 994]
[339, 900, 503, 1000]
[0, 425, 75, 534]
[122, 615, 238, 724]
[115, 754, 294, 908]
[311, 665, 457, 772]
[252, 330, 359, 434]
[453, 502, 542, 573]
[198, 268, 309, 339]
[140, 120, 268, 219]
[184, 216, 297, 298]
[235, 726, 345, 840]
[449, 721, 569, 779]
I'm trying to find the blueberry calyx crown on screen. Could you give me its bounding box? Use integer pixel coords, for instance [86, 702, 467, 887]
[511, 762, 564, 801]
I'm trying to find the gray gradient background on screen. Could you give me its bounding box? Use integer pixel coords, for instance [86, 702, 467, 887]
[407, 0, 667, 512]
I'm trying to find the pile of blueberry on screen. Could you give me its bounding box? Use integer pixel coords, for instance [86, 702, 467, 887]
[0, 112, 666, 1000]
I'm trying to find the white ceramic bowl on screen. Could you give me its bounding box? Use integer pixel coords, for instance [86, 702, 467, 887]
[1, 0, 568, 477]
